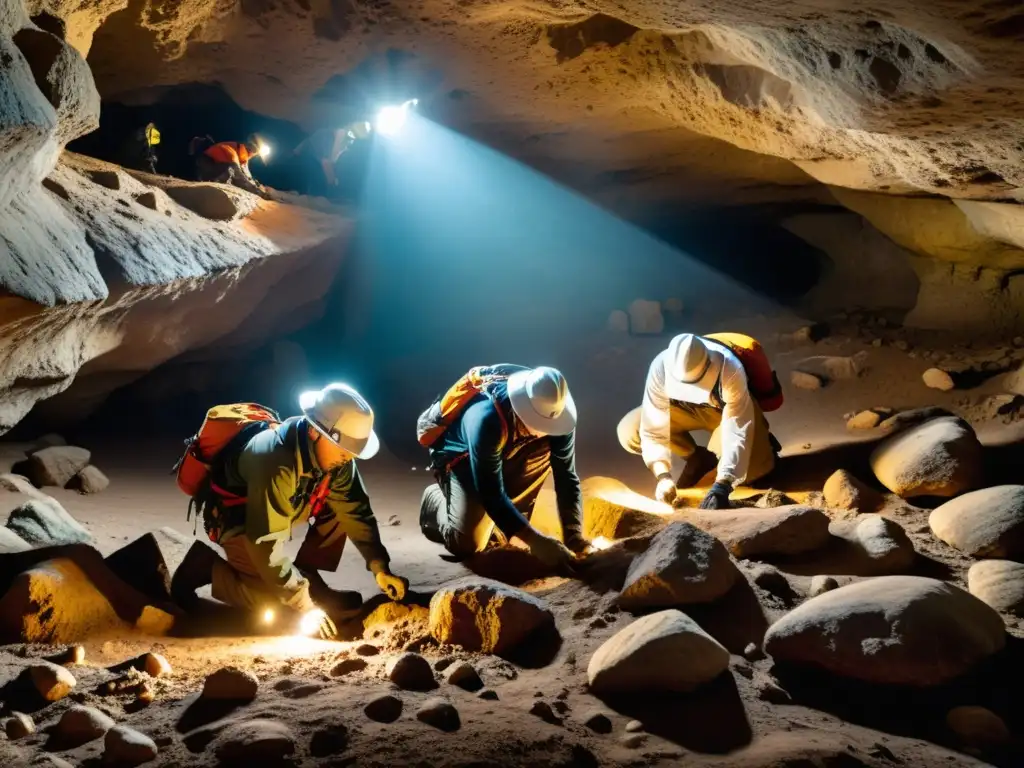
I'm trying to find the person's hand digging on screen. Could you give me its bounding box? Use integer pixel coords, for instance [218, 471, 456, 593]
[523, 528, 577, 575]
[655, 475, 678, 505]
[299, 607, 337, 640]
[375, 571, 409, 601]
[699, 481, 733, 510]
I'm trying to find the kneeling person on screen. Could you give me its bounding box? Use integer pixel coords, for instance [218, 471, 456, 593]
[171, 384, 408, 638]
[617, 333, 783, 510]
[418, 365, 589, 570]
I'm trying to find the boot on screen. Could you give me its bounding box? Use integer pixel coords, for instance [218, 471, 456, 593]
[170, 541, 221, 609]
[676, 446, 719, 489]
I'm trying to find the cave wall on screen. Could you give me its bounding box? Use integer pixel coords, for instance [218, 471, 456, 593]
[1, 0, 353, 435]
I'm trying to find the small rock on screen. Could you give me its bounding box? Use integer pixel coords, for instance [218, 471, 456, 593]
[387, 652, 437, 691]
[588, 617, 607, 630]
[796, 354, 865, 381]
[136, 681, 155, 706]
[582, 711, 613, 734]
[743, 642, 764, 661]
[872, 338, 883, 347]
[663, 297, 684, 313]
[822, 469, 882, 516]
[104, 725, 158, 766]
[355, 643, 380, 657]
[529, 700, 561, 725]
[930, 485, 1024, 558]
[791, 371, 823, 390]
[310, 723, 349, 757]
[55, 705, 114, 747]
[445, 661, 483, 692]
[732, 662, 754, 679]
[750, 565, 794, 602]
[364, 693, 403, 723]
[68, 465, 109, 494]
[622, 733, 647, 748]
[607, 310, 629, 333]
[213, 719, 295, 763]
[946, 706, 1010, 750]
[850, 515, 916, 573]
[478, 688, 499, 701]
[140, 652, 171, 678]
[792, 323, 829, 343]
[387, 514, 401, 526]
[416, 697, 461, 731]
[895, 340, 910, 352]
[755, 674, 792, 704]
[1014, 336, 1024, 348]
[967, 560, 1024, 616]
[202, 666, 258, 701]
[922, 368, 955, 391]
[809, 575, 839, 596]
[754, 489, 794, 508]
[331, 657, 368, 676]
[628, 299, 664, 335]
[588, 610, 729, 695]
[625, 720, 644, 733]
[5, 712, 34, 739]
[29, 660, 76, 701]
[846, 410, 881, 430]
[433, 656, 456, 671]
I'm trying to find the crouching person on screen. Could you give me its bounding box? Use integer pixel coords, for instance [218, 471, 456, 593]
[171, 384, 408, 638]
[417, 365, 591, 572]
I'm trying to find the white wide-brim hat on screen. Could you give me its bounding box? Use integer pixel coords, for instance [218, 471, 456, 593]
[507, 367, 577, 436]
[301, 384, 380, 460]
[663, 334, 724, 405]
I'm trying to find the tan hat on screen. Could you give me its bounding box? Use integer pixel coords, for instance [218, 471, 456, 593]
[507, 366, 577, 436]
[664, 334, 723, 403]
[300, 383, 379, 459]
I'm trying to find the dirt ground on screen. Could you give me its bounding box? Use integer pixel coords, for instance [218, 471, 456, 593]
[2, 317, 1023, 767]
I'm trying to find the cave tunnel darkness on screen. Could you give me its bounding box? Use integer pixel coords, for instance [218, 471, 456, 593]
[29, 96, 827, 456]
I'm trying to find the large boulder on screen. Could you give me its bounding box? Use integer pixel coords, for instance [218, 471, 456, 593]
[105, 528, 193, 603]
[929, 485, 1024, 558]
[822, 469, 883, 517]
[53, 705, 113, 748]
[967, 560, 1024, 617]
[687, 506, 831, 558]
[429, 577, 555, 655]
[764, 576, 1006, 686]
[870, 416, 982, 498]
[617, 522, 738, 610]
[0, 554, 174, 643]
[5, 497, 91, 546]
[587, 610, 729, 695]
[25, 446, 90, 488]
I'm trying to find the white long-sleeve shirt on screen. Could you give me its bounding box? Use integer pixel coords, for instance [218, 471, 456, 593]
[639, 340, 756, 485]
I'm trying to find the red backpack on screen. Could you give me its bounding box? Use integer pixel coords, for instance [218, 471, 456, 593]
[416, 365, 524, 449]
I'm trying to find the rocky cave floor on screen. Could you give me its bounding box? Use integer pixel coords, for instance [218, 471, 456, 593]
[2, 319, 1024, 768]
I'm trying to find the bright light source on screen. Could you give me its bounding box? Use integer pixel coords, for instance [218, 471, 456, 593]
[591, 536, 614, 551]
[298, 389, 318, 410]
[258, 143, 272, 160]
[298, 608, 327, 637]
[375, 99, 418, 137]
[262, 608, 275, 625]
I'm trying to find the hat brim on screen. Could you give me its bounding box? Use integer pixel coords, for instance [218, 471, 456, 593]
[507, 370, 577, 437]
[665, 349, 724, 404]
[310, 419, 380, 460]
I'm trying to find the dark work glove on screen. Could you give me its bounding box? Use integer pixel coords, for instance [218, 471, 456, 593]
[699, 481, 733, 510]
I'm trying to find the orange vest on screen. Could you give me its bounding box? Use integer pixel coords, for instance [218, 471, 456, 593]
[204, 141, 252, 165]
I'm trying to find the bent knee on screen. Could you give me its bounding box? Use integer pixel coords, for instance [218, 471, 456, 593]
[616, 410, 643, 454]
